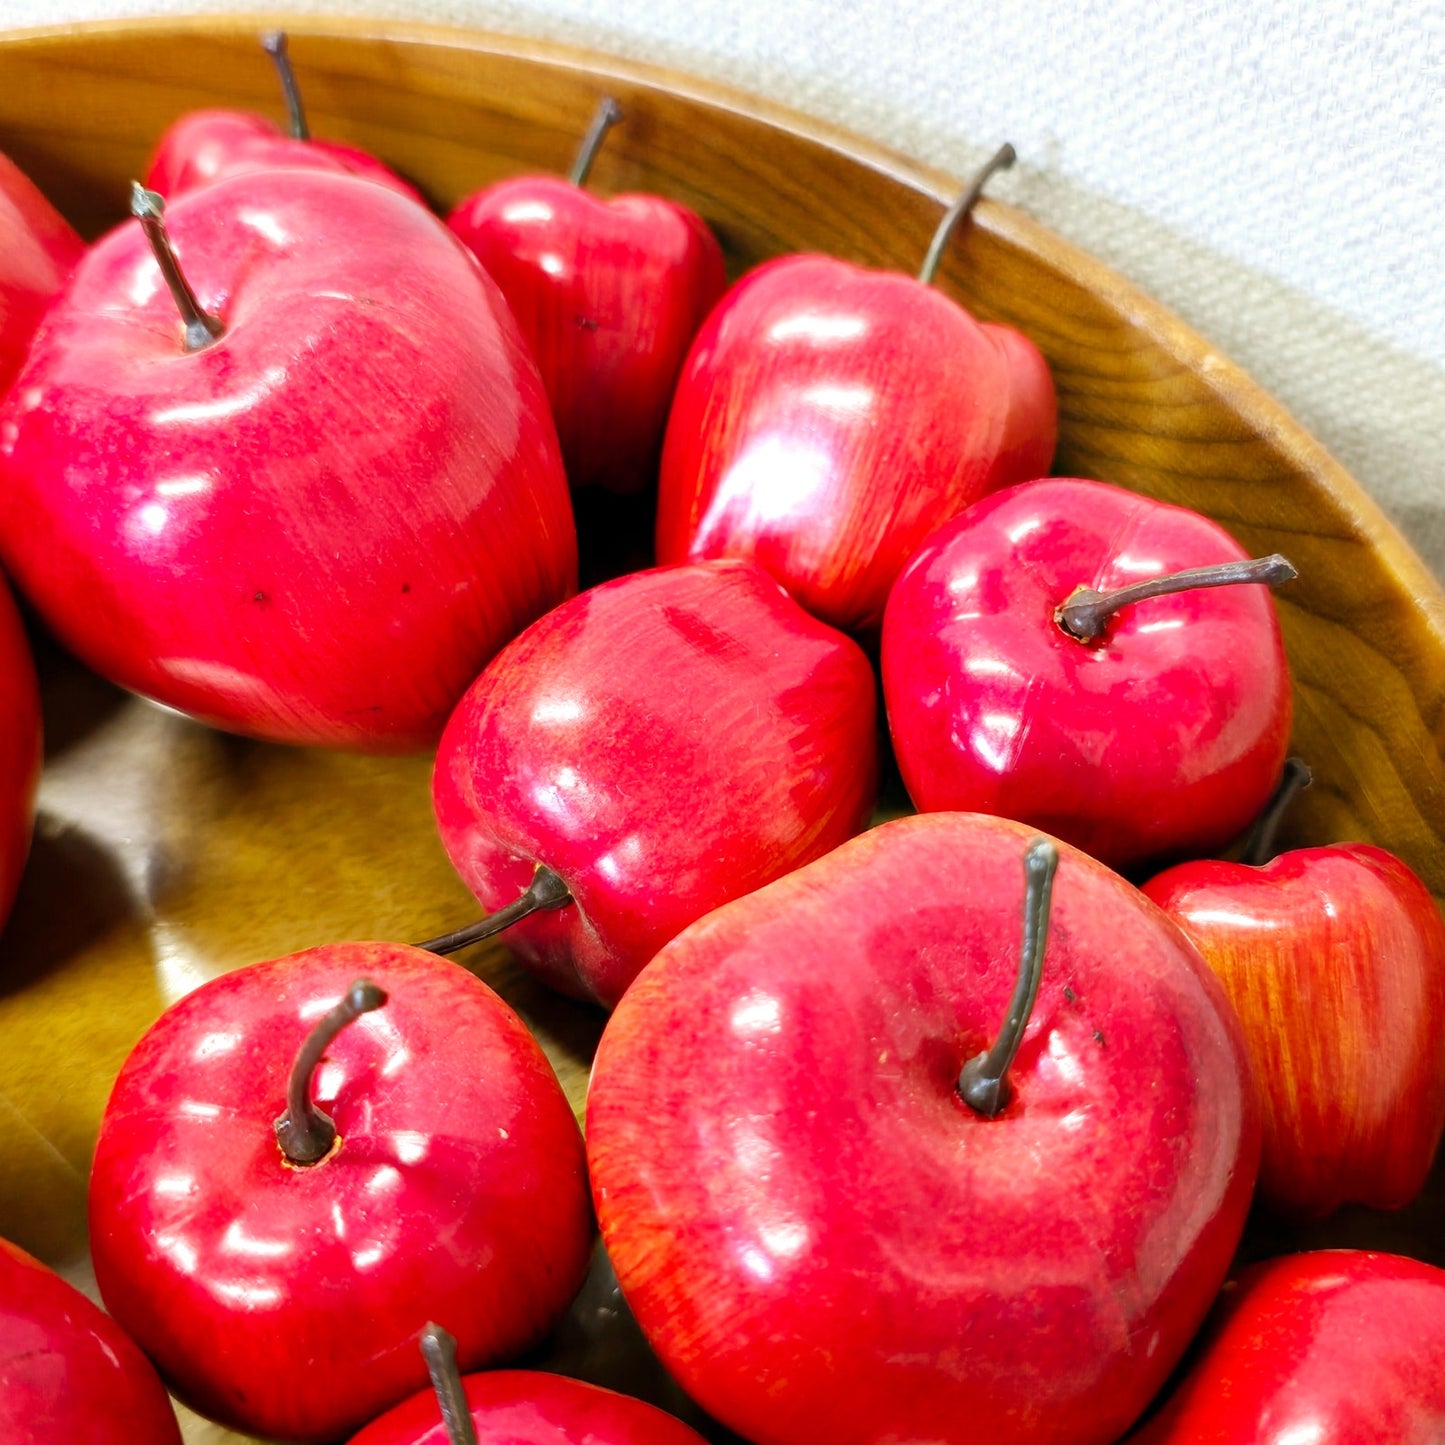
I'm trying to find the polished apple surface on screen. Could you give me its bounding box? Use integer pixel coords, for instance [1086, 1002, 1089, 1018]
[1131, 1251, 1445, 1442]
[433, 559, 879, 1008]
[0, 574, 39, 931]
[89, 943, 593, 1442]
[449, 176, 725, 493]
[655, 252, 1056, 631]
[882, 477, 1292, 870]
[349, 1368, 709, 1444]
[0, 169, 575, 750]
[0, 1236, 182, 1443]
[588, 812, 1259, 1445]
[1144, 844, 1445, 1219]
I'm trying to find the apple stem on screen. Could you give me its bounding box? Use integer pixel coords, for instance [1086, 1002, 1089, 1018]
[569, 96, 624, 187]
[261, 31, 310, 141]
[273, 978, 387, 1165]
[419, 1324, 478, 1445]
[1242, 757, 1313, 865]
[418, 865, 573, 957]
[959, 837, 1058, 1117]
[1055, 554, 1297, 643]
[917, 141, 1016, 287]
[129, 184, 225, 352]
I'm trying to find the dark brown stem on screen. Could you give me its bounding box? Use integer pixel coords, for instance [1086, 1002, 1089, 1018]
[917, 141, 1016, 286]
[273, 979, 386, 1164]
[1055, 554, 1296, 644]
[418, 865, 572, 956]
[419, 1324, 478, 1445]
[569, 96, 623, 187]
[129, 184, 225, 352]
[260, 31, 309, 140]
[959, 838, 1057, 1117]
[1242, 757, 1313, 866]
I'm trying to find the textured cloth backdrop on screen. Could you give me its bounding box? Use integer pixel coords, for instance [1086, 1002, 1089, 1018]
[5, 0, 1442, 573]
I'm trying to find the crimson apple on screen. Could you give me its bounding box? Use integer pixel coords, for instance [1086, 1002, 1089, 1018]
[348, 1323, 709, 1444]
[882, 476, 1294, 870]
[655, 145, 1055, 632]
[587, 812, 1259, 1445]
[0, 149, 84, 394]
[0, 170, 575, 750]
[1130, 1251, 1445, 1441]
[447, 97, 726, 494]
[0, 574, 39, 930]
[145, 31, 423, 204]
[428, 559, 878, 1009]
[88, 943, 593, 1442]
[1143, 762, 1445, 1220]
[0, 1236, 182, 1442]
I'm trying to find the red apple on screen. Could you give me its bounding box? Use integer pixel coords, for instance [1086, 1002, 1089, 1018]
[0, 573, 39, 930]
[0, 1236, 182, 1442]
[0, 170, 575, 750]
[145, 32, 423, 205]
[448, 99, 726, 494]
[882, 476, 1293, 870]
[587, 812, 1260, 1445]
[1143, 812, 1445, 1220]
[1130, 1251, 1445, 1441]
[0, 149, 84, 394]
[430, 559, 879, 1009]
[88, 943, 593, 1442]
[654, 149, 1055, 632]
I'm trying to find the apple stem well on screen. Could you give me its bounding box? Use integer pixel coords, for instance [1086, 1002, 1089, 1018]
[569, 95, 624, 188]
[129, 184, 226, 352]
[1242, 756, 1313, 866]
[418, 864, 573, 957]
[273, 978, 387, 1165]
[958, 837, 1058, 1118]
[419, 1323, 479, 1445]
[917, 141, 1017, 287]
[1054, 553, 1297, 644]
[260, 30, 310, 141]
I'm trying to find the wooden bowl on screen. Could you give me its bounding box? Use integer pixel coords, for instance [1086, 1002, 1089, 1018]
[0, 16, 1441, 1442]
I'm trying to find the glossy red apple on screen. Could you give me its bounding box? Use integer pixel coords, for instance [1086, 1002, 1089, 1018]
[0, 149, 84, 393]
[882, 476, 1294, 870]
[89, 943, 593, 1442]
[145, 32, 423, 204]
[0, 170, 575, 750]
[1143, 766, 1445, 1220]
[1130, 1251, 1445, 1442]
[0, 1236, 182, 1442]
[349, 1324, 708, 1444]
[655, 146, 1056, 632]
[429, 559, 878, 1009]
[0, 574, 39, 931]
[588, 812, 1260, 1445]
[448, 98, 726, 494]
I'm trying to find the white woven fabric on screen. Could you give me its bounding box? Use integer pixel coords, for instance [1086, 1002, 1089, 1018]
[5, 0, 1442, 572]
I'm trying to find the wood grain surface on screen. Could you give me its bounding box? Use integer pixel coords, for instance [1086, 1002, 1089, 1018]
[0, 16, 1440, 1444]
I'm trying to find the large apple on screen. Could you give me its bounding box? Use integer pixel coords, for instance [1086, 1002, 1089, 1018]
[429, 559, 879, 1009]
[1130, 1251, 1445, 1441]
[588, 812, 1260, 1445]
[0, 1236, 182, 1442]
[89, 943, 593, 1442]
[0, 170, 575, 750]
[447, 97, 726, 494]
[882, 476, 1294, 870]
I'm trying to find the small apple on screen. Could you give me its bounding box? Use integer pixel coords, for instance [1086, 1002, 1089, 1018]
[882, 476, 1294, 870]
[428, 559, 879, 1009]
[89, 944, 593, 1442]
[447, 97, 726, 494]
[655, 145, 1056, 632]
[0, 573, 39, 932]
[0, 1235, 182, 1442]
[588, 812, 1259, 1445]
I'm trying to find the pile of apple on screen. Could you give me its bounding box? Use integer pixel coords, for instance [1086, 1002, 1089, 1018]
[0, 34, 1443, 1444]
